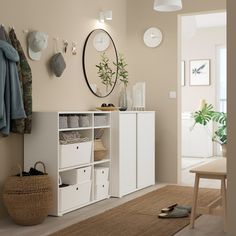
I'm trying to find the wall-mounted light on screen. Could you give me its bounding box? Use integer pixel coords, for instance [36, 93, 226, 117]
[153, 0, 182, 12]
[99, 10, 112, 23]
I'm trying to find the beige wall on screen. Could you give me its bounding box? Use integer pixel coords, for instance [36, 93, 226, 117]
[0, 0, 127, 218]
[2, 1, 234, 231]
[227, 0, 236, 234]
[127, 0, 226, 183]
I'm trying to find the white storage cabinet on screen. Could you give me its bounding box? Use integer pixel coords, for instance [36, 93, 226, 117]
[111, 111, 155, 197]
[24, 111, 111, 216]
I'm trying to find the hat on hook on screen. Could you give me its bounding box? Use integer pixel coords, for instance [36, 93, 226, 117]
[50, 52, 66, 77]
[27, 31, 48, 61]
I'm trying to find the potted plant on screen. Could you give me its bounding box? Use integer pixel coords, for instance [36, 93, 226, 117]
[192, 101, 227, 156]
[114, 54, 129, 110]
[96, 52, 115, 92]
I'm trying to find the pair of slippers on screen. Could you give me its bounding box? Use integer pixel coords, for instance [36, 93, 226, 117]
[158, 203, 192, 218]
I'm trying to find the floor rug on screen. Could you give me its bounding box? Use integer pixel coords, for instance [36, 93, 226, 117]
[50, 185, 220, 236]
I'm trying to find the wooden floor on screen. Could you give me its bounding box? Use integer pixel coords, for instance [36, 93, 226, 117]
[0, 160, 226, 236]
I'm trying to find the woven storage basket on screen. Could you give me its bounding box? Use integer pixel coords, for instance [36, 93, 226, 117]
[3, 161, 53, 226]
[94, 139, 107, 161]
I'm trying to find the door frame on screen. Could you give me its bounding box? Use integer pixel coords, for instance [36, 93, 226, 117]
[177, 10, 227, 184]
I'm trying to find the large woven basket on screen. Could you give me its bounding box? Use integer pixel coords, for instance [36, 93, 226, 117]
[3, 161, 53, 226]
[94, 139, 107, 161]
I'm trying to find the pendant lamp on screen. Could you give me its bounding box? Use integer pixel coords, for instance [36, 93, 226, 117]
[154, 0, 182, 12]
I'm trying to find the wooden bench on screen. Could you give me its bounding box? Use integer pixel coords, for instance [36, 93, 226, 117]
[189, 158, 227, 230]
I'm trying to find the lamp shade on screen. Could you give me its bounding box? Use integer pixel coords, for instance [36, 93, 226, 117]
[154, 0, 182, 12]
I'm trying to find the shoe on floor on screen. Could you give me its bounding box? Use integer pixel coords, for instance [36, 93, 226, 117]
[175, 205, 192, 213]
[158, 208, 189, 218]
[161, 203, 178, 213]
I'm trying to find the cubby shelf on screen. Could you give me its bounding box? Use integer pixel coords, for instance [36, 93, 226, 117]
[24, 111, 111, 216]
[94, 125, 110, 129]
[59, 127, 93, 131]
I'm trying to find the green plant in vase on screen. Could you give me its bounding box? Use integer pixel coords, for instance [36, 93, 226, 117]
[96, 52, 115, 93]
[192, 101, 227, 156]
[114, 54, 129, 110]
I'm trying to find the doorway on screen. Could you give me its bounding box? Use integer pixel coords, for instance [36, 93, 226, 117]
[179, 11, 227, 186]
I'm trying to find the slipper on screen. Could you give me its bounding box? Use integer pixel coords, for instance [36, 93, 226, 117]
[158, 208, 189, 218]
[161, 203, 178, 213]
[175, 205, 192, 213]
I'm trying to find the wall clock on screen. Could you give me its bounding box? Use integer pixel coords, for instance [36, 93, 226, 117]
[143, 27, 163, 48]
[93, 32, 110, 51]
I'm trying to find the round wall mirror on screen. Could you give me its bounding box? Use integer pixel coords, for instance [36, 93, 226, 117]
[82, 29, 118, 98]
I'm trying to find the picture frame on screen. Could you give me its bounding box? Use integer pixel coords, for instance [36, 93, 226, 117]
[190, 59, 210, 86]
[181, 61, 185, 86]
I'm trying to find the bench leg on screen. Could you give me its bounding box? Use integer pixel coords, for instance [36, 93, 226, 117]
[221, 177, 227, 232]
[190, 174, 200, 229]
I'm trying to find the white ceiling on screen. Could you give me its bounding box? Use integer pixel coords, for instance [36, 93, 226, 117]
[181, 12, 226, 40]
[195, 12, 226, 28]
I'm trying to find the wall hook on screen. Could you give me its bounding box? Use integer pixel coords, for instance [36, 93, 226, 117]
[63, 40, 68, 53]
[72, 42, 77, 55]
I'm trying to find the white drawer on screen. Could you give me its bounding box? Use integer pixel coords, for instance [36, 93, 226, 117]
[94, 167, 109, 184]
[60, 166, 92, 185]
[94, 181, 109, 201]
[59, 141, 92, 169]
[59, 181, 92, 212]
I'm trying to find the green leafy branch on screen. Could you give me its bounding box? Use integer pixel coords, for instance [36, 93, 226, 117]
[96, 53, 115, 89]
[114, 54, 128, 87]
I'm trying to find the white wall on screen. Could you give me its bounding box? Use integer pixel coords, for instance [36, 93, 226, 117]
[182, 25, 226, 113]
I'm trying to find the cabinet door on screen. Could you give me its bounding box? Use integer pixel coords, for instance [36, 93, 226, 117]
[119, 113, 137, 196]
[137, 113, 155, 188]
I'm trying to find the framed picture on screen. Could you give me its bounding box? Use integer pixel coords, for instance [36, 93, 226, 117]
[190, 59, 210, 86]
[181, 61, 185, 86]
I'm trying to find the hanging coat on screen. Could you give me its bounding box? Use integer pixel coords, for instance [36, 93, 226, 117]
[9, 28, 32, 133]
[0, 40, 26, 136]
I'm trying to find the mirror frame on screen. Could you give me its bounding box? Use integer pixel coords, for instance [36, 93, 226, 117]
[82, 29, 118, 98]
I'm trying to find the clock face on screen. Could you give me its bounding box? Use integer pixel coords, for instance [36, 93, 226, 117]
[93, 32, 110, 52]
[143, 27, 163, 48]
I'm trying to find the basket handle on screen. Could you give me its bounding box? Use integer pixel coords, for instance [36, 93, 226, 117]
[34, 161, 47, 174]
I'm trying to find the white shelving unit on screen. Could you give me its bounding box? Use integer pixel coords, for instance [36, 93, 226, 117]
[24, 111, 111, 216]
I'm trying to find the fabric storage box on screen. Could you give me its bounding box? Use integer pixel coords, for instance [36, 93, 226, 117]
[59, 181, 91, 212]
[94, 115, 107, 127]
[59, 116, 68, 129]
[59, 141, 92, 169]
[94, 181, 109, 201]
[67, 115, 79, 128]
[79, 115, 90, 127]
[94, 167, 109, 184]
[60, 166, 92, 185]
